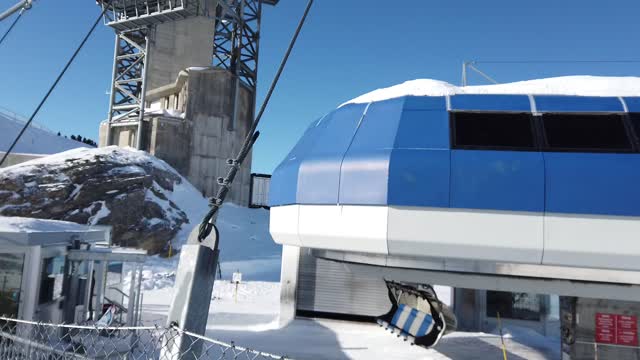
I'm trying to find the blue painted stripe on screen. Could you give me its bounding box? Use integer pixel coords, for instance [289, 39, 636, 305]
[624, 97, 640, 112]
[403, 96, 447, 111]
[391, 305, 404, 326]
[417, 314, 434, 337]
[402, 307, 419, 333]
[450, 94, 532, 112]
[535, 96, 624, 113]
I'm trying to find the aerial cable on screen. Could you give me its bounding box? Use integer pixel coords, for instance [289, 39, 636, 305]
[197, 0, 315, 243]
[0, 7, 24, 47]
[0, 3, 110, 167]
[474, 59, 640, 64]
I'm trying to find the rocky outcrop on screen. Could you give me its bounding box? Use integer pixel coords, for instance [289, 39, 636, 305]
[0, 147, 192, 255]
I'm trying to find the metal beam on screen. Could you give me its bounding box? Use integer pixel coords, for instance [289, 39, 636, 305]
[213, 0, 262, 94]
[315, 249, 640, 301]
[0, 0, 30, 22]
[105, 28, 150, 148]
[338, 259, 640, 302]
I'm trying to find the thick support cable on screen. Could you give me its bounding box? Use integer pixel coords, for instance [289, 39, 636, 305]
[198, 0, 315, 243]
[0, 4, 110, 167]
[0, 7, 24, 47]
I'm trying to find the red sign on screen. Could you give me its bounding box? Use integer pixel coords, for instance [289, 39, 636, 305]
[595, 313, 638, 346]
[617, 315, 639, 346]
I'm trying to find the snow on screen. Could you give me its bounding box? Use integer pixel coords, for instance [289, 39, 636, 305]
[132, 201, 280, 290]
[143, 108, 186, 118]
[140, 283, 560, 360]
[0, 110, 90, 155]
[89, 201, 111, 226]
[0, 216, 96, 233]
[343, 75, 640, 105]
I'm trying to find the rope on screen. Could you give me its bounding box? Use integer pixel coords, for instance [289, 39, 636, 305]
[0, 7, 24, 47]
[198, 0, 315, 243]
[0, 3, 110, 167]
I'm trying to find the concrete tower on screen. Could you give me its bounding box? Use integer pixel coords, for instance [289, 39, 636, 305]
[97, 0, 277, 205]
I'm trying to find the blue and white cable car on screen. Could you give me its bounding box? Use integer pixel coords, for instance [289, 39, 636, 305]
[269, 93, 640, 271]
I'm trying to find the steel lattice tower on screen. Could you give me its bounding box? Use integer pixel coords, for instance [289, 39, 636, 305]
[99, 0, 277, 148]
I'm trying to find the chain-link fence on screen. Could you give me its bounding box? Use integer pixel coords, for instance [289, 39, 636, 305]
[0, 316, 290, 359]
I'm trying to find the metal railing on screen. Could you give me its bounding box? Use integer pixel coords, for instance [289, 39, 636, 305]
[0, 316, 290, 359]
[574, 340, 640, 360]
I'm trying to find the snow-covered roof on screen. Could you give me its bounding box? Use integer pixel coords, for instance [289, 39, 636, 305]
[0, 216, 109, 247]
[0, 111, 91, 155]
[343, 76, 640, 106]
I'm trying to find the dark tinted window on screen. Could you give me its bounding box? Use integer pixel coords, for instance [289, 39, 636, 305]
[542, 114, 632, 152]
[486, 291, 541, 321]
[452, 112, 536, 150]
[630, 113, 640, 142]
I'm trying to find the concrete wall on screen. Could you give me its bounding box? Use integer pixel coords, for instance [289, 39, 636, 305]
[98, 122, 150, 150]
[149, 117, 191, 176]
[563, 297, 640, 360]
[185, 69, 253, 205]
[100, 69, 254, 206]
[0, 152, 44, 168]
[147, 15, 216, 90]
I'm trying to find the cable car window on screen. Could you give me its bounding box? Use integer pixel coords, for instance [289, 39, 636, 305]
[452, 112, 536, 150]
[630, 113, 640, 142]
[542, 114, 632, 152]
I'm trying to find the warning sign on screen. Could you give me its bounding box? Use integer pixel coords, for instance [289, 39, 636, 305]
[617, 315, 639, 346]
[595, 313, 638, 346]
[595, 313, 617, 344]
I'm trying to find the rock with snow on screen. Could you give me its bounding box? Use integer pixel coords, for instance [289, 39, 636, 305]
[0, 146, 204, 255]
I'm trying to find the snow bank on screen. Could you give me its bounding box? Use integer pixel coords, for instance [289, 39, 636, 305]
[0, 111, 90, 154]
[139, 202, 280, 289]
[0, 216, 94, 233]
[343, 75, 640, 105]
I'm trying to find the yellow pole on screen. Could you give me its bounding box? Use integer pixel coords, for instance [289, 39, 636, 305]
[497, 312, 508, 360]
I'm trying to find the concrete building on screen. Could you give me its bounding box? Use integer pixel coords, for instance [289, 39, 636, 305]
[97, 0, 274, 206]
[99, 67, 254, 205]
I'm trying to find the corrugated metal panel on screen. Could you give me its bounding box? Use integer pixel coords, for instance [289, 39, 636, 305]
[296, 249, 391, 316]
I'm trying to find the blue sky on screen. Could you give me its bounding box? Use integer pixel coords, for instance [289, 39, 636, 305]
[1, 0, 639, 173]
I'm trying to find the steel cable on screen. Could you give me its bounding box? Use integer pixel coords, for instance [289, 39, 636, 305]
[0, 3, 110, 167]
[0, 7, 24, 47]
[198, 0, 315, 243]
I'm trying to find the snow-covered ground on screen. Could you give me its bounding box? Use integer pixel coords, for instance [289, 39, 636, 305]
[140, 282, 559, 359]
[343, 75, 640, 106]
[0, 110, 90, 154]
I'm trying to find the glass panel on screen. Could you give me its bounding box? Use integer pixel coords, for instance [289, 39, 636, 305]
[453, 112, 536, 150]
[486, 290, 541, 321]
[39, 256, 65, 305]
[542, 114, 632, 152]
[0, 253, 25, 317]
[630, 113, 640, 142]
